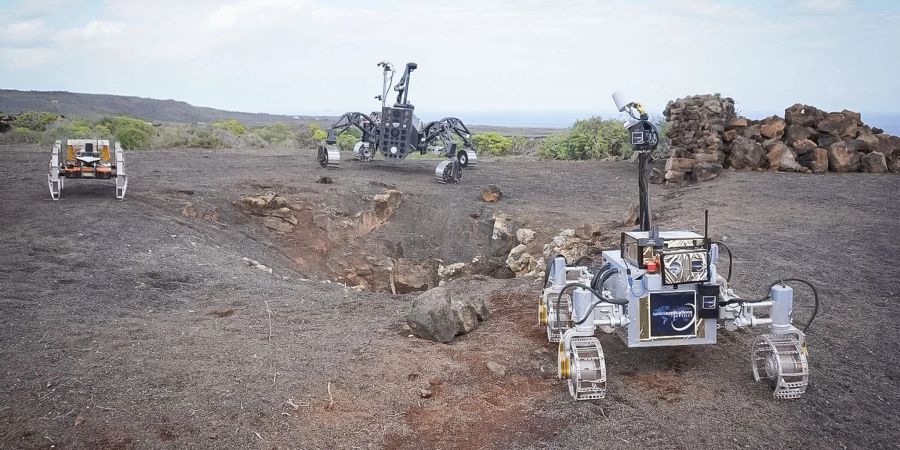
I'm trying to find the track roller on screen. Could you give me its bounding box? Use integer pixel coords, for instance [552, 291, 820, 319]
[751, 334, 809, 399]
[318, 143, 341, 168]
[559, 336, 607, 400]
[435, 159, 462, 184]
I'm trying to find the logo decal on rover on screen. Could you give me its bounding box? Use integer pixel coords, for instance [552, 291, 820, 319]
[648, 291, 697, 338]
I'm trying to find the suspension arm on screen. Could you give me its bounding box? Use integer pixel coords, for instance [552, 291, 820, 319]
[326, 112, 376, 144]
[422, 117, 475, 149]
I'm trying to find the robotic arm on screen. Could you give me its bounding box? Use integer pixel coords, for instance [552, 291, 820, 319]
[394, 62, 417, 106]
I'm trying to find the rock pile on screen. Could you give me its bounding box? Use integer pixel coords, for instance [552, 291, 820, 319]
[663, 94, 736, 183]
[663, 95, 900, 181]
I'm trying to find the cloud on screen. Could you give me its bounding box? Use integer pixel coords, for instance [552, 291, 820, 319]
[0, 47, 56, 70]
[1, 19, 48, 45]
[798, 0, 850, 12]
[0, 0, 897, 117]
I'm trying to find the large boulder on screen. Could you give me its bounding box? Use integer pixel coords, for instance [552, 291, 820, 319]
[841, 109, 862, 125]
[798, 147, 829, 174]
[488, 213, 515, 257]
[827, 141, 861, 173]
[875, 134, 900, 172]
[726, 117, 749, 130]
[759, 116, 787, 139]
[766, 141, 801, 172]
[406, 282, 489, 343]
[393, 258, 440, 294]
[875, 134, 900, 159]
[817, 112, 859, 140]
[785, 125, 817, 146]
[861, 152, 888, 173]
[693, 162, 723, 181]
[785, 104, 826, 128]
[810, 148, 829, 174]
[506, 244, 538, 275]
[727, 137, 766, 169]
[742, 125, 763, 142]
[815, 133, 840, 149]
[665, 157, 696, 173]
[723, 129, 738, 142]
[855, 132, 880, 153]
[792, 138, 817, 156]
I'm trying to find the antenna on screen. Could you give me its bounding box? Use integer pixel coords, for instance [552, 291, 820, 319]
[704, 209, 709, 239]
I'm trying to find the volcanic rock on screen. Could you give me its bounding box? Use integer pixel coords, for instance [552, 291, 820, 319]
[693, 162, 723, 181]
[406, 281, 489, 343]
[861, 152, 888, 173]
[827, 141, 861, 173]
[393, 258, 440, 294]
[727, 137, 766, 170]
[480, 184, 503, 202]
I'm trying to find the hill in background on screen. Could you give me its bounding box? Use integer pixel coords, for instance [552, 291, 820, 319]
[0, 89, 326, 126]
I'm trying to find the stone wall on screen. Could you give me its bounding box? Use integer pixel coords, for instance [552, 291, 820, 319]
[662, 95, 900, 182]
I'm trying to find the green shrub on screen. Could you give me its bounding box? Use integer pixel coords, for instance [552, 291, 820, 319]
[98, 116, 155, 150]
[187, 127, 225, 149]
[473, 132, 513, 156]
[538, 117, 631, 160]
[241, 132, 269, 148]
[309, 124, 328, 142]
[251, 122, 297, 146]
[213, 119, 246, 136]
[538, 133, 569, 159]
[12, 111, 59, 131]
[116, 126, 152, 150]
[4, 126, 42, 144]
[335, 133, 356, 151]
[150, 125, 218, 149]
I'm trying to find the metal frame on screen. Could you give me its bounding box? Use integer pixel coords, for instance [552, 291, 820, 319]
[48, 139, 127, 200]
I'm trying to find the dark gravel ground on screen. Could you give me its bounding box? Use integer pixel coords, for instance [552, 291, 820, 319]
[0, 145, 898, 449]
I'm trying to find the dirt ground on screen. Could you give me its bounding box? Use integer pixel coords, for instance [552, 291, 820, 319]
[1, 144, 898, 449]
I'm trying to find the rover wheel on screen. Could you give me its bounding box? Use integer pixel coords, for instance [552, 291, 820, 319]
[318, 144, 340, 168]
[457, 149, 477, 168]
[435, 160, 462, 184]
[562, 337, 606, 401]
[751, 334, 809, 399]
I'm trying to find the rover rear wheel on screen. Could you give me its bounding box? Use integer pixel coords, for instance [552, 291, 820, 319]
[751, 334, 809, 399]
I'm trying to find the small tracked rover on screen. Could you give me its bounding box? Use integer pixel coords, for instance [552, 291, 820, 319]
[317, 61, 478, 184]
[48, 139, 128, 200]
[538, 93, 819, 401]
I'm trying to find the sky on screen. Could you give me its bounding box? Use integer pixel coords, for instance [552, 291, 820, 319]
[1, 0, 899, 126]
